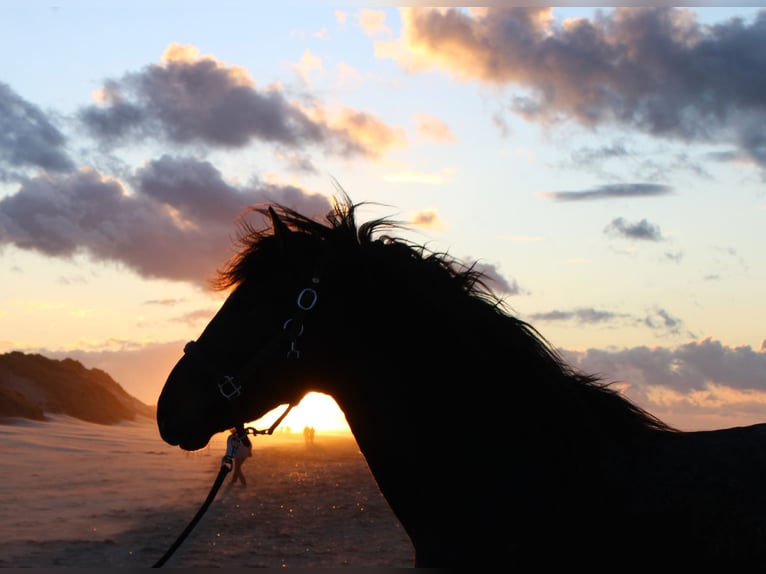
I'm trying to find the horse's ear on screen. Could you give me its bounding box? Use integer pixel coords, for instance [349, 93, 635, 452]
[269, 206, 290, 248]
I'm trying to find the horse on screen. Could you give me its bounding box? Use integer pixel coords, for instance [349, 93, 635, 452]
[157, 192, 766, 567]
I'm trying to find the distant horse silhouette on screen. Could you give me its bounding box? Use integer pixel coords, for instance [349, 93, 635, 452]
[157, 192, 766, 567]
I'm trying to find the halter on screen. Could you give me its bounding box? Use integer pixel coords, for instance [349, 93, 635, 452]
[182, 274, 321, 435]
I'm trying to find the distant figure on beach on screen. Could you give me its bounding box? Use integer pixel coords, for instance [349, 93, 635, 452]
[228, 429, 252, 486]
[303, 425, 315, 445]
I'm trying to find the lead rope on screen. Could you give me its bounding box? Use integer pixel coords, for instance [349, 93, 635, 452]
[152, 404, 293, 568]
[154, 243, 325, 567]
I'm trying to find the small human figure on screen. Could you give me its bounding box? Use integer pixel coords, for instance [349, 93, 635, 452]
[303, 425, 316, 446]
[228, 429, 252, 486]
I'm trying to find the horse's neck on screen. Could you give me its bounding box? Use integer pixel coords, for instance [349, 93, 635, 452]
[325, 317, 506, 486]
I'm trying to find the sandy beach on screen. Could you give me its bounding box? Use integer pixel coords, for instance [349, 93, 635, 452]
[0, 415, 414, 568]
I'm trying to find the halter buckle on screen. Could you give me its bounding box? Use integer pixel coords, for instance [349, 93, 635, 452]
[218, 375, 242, 400]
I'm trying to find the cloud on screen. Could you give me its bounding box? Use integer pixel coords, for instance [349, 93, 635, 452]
[319, 107, 406, 157]
[570, 142, 629, 164]
[643, 307, 688, 337]
[604, 217, 664, 241]
[0, 45, 406, 285]
[528, 307, 628, 325]
[566, 338, 766, 394]
[80, 44, 279, 147]
[412, 113, 456, 143]
[335, 62, 365, 90]
[561, 338, 766, 430]
[0, 82, 74, 174]
[465, 259, 520, 296]
[409, 208, 445, 228]
[134, 155, 260, 223]
[79, 43, 402, 159]
[171, 308, 218, 327]
[528, 305, 689, 338]
[378, 7, 766, 173]
[359, 9, 392, 37]
[0, 157, 331, 287]
[538, 183, 672, 201]
[144, 298, 185, 306]
[293, 50, 324, 89]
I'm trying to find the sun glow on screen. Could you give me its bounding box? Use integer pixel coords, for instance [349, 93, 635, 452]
[250, 392, 351, 435]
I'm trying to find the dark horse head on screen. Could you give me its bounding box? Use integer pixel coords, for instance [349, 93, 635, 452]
[160, 192, 763, 568]
[157, 198, 347, 451]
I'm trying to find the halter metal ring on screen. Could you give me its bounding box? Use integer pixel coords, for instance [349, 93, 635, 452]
[296, 287, 318, 310]
[283, 318, 305, 336]
[218, 375, 242, 400]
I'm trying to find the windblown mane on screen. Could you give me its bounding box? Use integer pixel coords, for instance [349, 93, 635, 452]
[216, 194, 493, 298]
[217, 193, 676, 436]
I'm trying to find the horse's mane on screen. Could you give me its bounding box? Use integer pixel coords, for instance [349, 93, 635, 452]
[217, 192, 677, 436]
[216, 192, 492, 297]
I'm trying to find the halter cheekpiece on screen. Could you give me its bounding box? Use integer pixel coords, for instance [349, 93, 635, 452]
[184, 279, 319, 404]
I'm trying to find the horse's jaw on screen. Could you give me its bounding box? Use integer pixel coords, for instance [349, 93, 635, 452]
[157, 415, 217, 451]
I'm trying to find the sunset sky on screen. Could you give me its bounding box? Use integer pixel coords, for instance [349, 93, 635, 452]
[1, 2, 765, 432]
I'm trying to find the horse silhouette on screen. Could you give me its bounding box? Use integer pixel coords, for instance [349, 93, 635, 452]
[157, 192, 766, 567]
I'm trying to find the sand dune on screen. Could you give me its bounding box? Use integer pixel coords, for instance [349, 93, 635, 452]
[0, 352, 154, 423]
[0, 415, 414, 568]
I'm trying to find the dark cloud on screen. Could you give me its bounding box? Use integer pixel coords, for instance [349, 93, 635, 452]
[469, 260, 520, 296]
[0, 44, 398, 286]
[539, 183, 672, 201]
[528, 305, 689, 338]
[643, 307, 689, 337]
[564, 337, 766, 393]
[604, 217, 664, 241]
[78, 81, 147, 143]
[78, 45, 402, 158]
[134, 155, 257, 222]
[663, 250, 683, 263]
[384, 7, 766, 172]
[0, 82, 74, 173]
[528, 307, 627, 325]
[0, 156, 331, 287]
[79, 52, 323, 148]
[570, 142, 629, 164]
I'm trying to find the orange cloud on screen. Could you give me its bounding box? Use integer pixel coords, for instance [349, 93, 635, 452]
[292, 49, 324, 88]
[335, 62, 365, 90]
[82, 43, 404, 160]
[161, 43, 254, 87]
[373, 7, 766, 179]
[410, 208, 446, 229]
[329, 107, 407, 157]
[374, 7, 553, 82]
[412, 113, 455, 143]
[359, 9, 391, 36]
